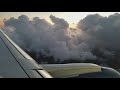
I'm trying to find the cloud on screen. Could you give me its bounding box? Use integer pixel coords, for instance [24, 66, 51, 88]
[77, 13, 120, 50]
[2, 15, 96, 62]
[2, 13, 120, 69]
[4, 13, 120, 63]
[50, 15, 69, 29]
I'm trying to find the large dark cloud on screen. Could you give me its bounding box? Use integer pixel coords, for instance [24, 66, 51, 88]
[2, 15, 96, 62]
[77, 13, 120, 50]
[3, 13, 120, 64]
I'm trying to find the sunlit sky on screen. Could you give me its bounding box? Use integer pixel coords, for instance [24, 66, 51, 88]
[0, 12, 120, 28]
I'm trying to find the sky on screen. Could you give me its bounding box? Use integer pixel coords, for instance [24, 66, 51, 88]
[0, 12, 120, 28]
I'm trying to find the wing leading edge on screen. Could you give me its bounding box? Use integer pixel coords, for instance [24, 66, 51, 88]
[0, 29, 52, 78]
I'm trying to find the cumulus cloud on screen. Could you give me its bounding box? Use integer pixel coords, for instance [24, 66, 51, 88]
[77, 13, 120, 50]
[2, 13, 120, 68]
[50, 15, 69, 29]
[2, 15, 96, 62]
[4, 13, 120, 64]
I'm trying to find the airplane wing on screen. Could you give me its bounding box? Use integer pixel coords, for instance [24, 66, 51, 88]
[41, 63, 120, 78]
[0, 29, 52, 78]
[41, 63, 102, 78]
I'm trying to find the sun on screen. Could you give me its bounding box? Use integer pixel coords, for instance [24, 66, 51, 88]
[69, 23, 77, 29]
